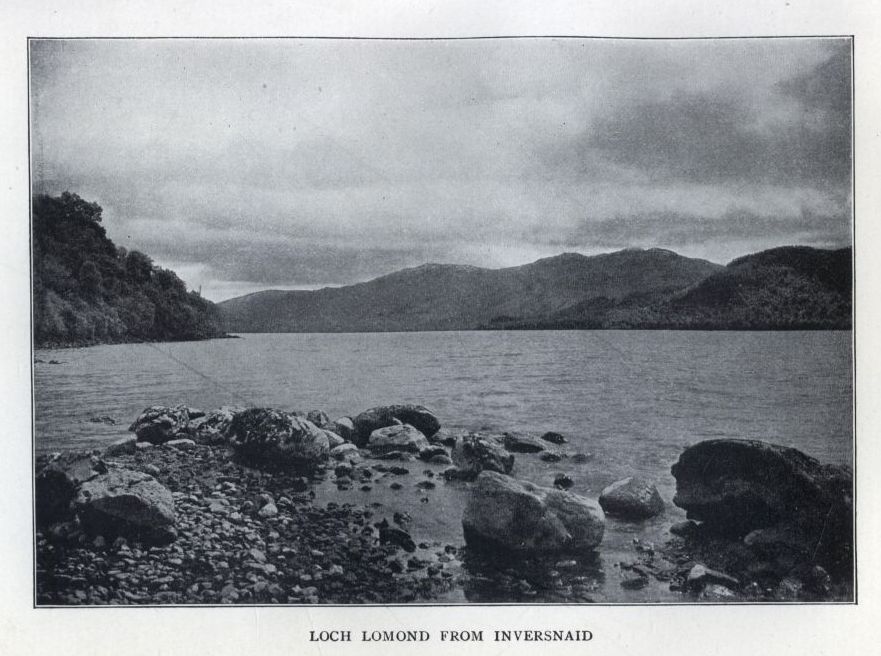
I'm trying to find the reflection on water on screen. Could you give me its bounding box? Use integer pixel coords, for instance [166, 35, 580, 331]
[461, 547, 605, 603]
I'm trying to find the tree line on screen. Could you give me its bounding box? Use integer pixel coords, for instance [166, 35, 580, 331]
[33, 192, 226, 347]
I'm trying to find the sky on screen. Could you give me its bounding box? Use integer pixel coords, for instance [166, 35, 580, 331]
[30, 37, 852, 301]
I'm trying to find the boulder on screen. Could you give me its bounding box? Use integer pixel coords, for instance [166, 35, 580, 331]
[352, 405, 441, 445]
[103, 435, 137, 457]
[671, 439, 852, 536]
[128, 405, 191, 444]
[332, 417, 356, 442]
[367, 424, 429, 454]
[428, 427, 459, 447]
[463, 471, 604, 554]
[330, 443, 361, 460]
[503, 432, 545, 453]
[451, 433, 514, 480]
[188, 406, 243, 445]
[35, 453, 105, 526]
[599, 477, 665, 519]
[74, 468, 176, 543]
[306, 410, 332, 429]
[323, 430, 346, 449]
[228, 408, 330, 468]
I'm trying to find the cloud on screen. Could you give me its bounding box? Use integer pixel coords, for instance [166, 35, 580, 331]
[548, 41, 851, 189]
[30, 38, 853, 299]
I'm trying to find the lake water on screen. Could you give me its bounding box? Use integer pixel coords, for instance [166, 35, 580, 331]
[34, 330, 853, 602]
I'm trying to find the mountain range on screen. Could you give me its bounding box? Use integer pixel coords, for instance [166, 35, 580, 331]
[218, 246, 852, 332]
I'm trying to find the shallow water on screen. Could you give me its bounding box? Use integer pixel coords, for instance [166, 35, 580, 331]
[34, 330, 853, 603]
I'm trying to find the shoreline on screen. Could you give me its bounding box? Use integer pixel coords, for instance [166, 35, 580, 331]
[35, 404, 854, 605]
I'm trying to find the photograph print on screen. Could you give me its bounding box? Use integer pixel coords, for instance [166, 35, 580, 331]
[31, 36, 853, 606]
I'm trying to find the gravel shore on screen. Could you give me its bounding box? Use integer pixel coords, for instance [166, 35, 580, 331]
[36, 443, 459, 605]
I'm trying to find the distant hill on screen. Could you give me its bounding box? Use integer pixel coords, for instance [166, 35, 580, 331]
[33, 192, 226, 348]
[219, 248, 724, 332]
[501, 246, 852, 330]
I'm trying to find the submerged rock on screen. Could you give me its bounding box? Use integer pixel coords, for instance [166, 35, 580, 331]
[462, 471, 604, 554]
[352, 405, 441, 445]
[553, 474, 574, 490]
[74, 468, 176, 543]
[451, 434, 514, 480]
[599, 477, 664, 519]
[129, 405, 191, 444]
[502, 432, 545, 453]
[367, 424, 429, 454]
[540, 431, 568, 445]
[228, 408, 330, 468]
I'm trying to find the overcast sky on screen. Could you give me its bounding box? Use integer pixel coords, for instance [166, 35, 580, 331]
[30, 37, 852, 301]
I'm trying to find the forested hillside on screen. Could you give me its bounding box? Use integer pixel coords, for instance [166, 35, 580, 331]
[32, 192, 226, 347]
[498, 246, 852, 330]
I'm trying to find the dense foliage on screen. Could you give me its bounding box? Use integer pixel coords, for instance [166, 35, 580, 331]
[33, 192, 225, 347]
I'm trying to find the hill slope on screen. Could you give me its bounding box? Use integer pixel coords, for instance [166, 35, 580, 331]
[219, 248, 723, 332]
[33, 192, 226, 347]
[508, 246, 852, 330]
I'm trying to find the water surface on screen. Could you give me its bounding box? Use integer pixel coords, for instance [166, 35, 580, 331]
[34, 330, 853, 602]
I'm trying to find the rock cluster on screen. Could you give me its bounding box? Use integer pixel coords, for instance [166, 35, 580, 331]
[37, 403, 853, 604]
[36, 437, 459, 605]
[351, 405, 441, 446]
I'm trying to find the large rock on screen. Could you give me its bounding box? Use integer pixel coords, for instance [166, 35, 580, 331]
[671, 439, 852, 537]
[451, 433, 514, 480]
[228, 408, 330, 468]
[74, 468, 176, 543]
[332, 417, 356, 442]
[323, 430, 346, 449]
[188, 406, 243, 445]
[128, 405, 191, 444]
[103, 435, 137, 457]
[463, 471, 604, 554]
[352, 405, 441, 445]
[35, 453, 106, 526]
[599, 477, 664, 519]
[367, 424, 429, 454]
